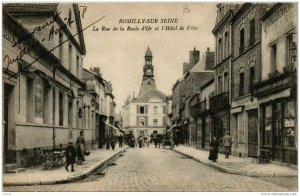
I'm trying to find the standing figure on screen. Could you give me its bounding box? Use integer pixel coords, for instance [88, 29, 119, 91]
[111, 137, 115, 150]
[118, 134, 123, 148]
[65, 140, 76, 172]
[208, 136, 219, 162]
[76, 130, 87, 163]
[222, 131, 232, 159]
[138, 136, 143, 148]
[106, 138, 110, 150]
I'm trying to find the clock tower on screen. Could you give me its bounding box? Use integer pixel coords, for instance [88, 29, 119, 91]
[138, 46, 156, 96]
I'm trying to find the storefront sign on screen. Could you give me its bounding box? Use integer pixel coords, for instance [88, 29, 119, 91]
[232, 96, 251, 108]
[254, 77, 292, 98]
[264, 3, 295, 31]
[231, 107, 243, 114]
[245, 100, 258, 110]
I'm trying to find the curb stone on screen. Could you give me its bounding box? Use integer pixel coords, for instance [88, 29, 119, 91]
[4, 146, 129, 186]
[172, 148, 297, 177]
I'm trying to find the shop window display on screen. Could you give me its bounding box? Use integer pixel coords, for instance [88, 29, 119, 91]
[264, 106, 272, 146]
[284, 101, 295, 147]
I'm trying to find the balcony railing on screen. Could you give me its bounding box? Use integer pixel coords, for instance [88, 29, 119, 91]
[210, 92, 229, 111]
[190, 100, 210, 116]
[251, 66, 296, 97]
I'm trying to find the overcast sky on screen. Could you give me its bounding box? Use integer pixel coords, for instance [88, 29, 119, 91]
[80, 3, 217, 112]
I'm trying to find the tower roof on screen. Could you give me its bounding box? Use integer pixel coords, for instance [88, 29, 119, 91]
[145, 46, 152, 57]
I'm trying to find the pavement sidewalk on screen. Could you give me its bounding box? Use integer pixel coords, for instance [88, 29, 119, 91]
[173, 146, 298, 177]
[3, 146, 128, 186]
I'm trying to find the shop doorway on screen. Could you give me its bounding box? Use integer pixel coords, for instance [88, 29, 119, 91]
[213, 118, 223, 140]
[248, 109, 258, 157]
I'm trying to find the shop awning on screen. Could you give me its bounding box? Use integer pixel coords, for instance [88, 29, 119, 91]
[257, 88, 291, 104]
[103, 121, 123, 134]
[166, 123, 181, 132]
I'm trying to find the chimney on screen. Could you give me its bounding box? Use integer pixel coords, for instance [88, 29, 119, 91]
[189, 47, 200, 66]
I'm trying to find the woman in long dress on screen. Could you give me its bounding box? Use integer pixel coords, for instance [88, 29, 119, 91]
[208, 136, 219, 162]
[76, 130, 86, 162]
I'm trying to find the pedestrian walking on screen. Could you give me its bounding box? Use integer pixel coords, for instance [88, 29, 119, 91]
[106, 140, 110, 150]
[65, 140, 76, 172]
[118, 134, 123, 148]
[173, 134, 179, 147]
[138, 136, 143, 148]
[222, 131, 232, 159]
[153, 135, 158, 148]
[146, 136, 150, 147]
[111, 137, 116, 150]
[76, 130, 87, 164]
[208, 136, 219, 162]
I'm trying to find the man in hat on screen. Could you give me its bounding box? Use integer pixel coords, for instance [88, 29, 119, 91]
[222, 131, 232, 159]
[65, 140, 76, 172]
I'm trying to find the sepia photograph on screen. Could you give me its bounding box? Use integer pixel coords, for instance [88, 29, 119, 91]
[1, 2, 298, 193]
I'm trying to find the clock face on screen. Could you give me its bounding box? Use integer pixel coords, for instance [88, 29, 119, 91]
[146, 69, 152, 74]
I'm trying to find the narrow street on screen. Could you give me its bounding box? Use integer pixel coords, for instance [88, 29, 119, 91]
[3, 146, 295, 192]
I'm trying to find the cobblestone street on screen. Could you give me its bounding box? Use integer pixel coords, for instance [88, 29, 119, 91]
[3, 146, 295, 192]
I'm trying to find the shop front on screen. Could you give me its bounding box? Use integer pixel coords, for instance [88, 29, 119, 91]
[261, 98, 297, 164]
[252, 69, 297, 165]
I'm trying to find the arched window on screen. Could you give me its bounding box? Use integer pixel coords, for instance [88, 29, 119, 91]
[224, 72, 229, 92]
[153, 106, 157, 114]
[140, 106, 144, 114]
[35, 76, 44, 118]
[218, 38, 223, 62]
[139, 117, 145, 126]
[218, 75, 222, 94]
[224, 32, 229, 57]
[68, 9, 72, 27]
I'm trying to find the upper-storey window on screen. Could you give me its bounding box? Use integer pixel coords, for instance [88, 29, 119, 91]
[59, 32, 63, 61]
[153, 106, 157, 114]
[76, 55, 80, 77]
[287, 33, 297, 67]
[271, 43, 277, 72]
[139, 106, 145, 114]
[218, 75, 222, 94]
[69, 44, 73, 68]
[249, 19, 255, 46]
[239, 72, 244, 97]
[224, 32, 229, 57]
[218, 38, 223, 62]
[224, 72, 229, 92]
[240, 29, 245, 54]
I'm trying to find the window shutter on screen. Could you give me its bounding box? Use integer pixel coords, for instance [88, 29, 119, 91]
[137, 116, 139, 126]
[145, 105, 148, 114]
[137, 105, 139, 114]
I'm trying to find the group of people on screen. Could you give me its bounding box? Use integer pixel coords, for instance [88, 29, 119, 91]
[65, 130, 87, 172]
[105, 134, 124, 150]
[208, 131, 232, 162]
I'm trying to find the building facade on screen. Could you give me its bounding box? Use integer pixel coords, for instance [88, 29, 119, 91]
[211, 3, 235, 148]
[3, 4, 93, 166]
[189, 48, 215, 149]
[251, 3, 297, 165]
[230, 3, 267, 157]
[122, 47, 168, 138]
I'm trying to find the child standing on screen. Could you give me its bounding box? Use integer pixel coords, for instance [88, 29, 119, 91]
[65, 140, 76, 172]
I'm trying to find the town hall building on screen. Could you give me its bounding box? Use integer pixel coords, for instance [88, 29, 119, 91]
[122, 47, 168, 138]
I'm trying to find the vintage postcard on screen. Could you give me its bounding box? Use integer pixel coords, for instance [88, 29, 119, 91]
[2, 2, 298, 193]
